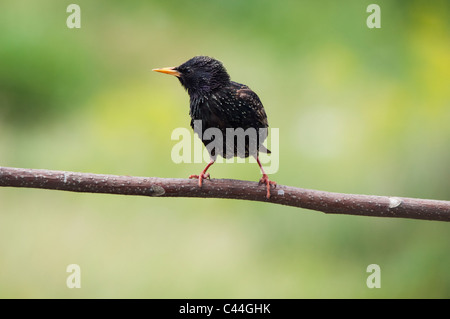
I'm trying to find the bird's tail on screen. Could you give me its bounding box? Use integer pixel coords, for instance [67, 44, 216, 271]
[259, 145, 271, 154]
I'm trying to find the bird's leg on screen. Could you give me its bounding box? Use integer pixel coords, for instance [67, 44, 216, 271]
[257, 156, 277, 199]
[189, 159, 215, 187]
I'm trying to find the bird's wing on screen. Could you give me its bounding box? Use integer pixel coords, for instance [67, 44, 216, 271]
[228, 82, 269, 129]
[224, 82, 271, 154]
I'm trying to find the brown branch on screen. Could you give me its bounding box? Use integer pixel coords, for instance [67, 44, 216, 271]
[1, 166, 449, 222]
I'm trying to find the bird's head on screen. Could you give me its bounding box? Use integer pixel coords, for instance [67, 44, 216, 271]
[153, 56, 230, 95]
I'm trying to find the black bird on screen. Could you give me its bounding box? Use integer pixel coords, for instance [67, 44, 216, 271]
[153, 56, 276, 198]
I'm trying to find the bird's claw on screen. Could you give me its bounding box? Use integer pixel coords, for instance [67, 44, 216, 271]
[259, 174, 277, 199]
[189, 173, 211, 187]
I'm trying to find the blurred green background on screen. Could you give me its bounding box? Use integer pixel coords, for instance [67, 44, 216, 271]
[1, 0, 449, 298]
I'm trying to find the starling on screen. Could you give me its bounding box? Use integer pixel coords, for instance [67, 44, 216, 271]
[153, 56, 276, 198]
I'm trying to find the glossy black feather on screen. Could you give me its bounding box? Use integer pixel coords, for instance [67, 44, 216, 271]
[175, 56, 270, 158]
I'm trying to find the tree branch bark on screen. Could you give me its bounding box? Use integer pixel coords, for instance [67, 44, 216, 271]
[1, 166, 449, 222]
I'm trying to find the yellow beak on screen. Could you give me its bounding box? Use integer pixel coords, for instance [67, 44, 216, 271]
[152, 67, 181, 77]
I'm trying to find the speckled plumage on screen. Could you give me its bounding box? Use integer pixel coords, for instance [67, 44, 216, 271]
[189, 81, 270, 158]
[175, 56, 270, 159]
[153, 56, 276, 198]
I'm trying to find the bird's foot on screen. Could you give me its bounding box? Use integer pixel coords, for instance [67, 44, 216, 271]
[189, 173, 211, 187]
[259, 174, 277, 199]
